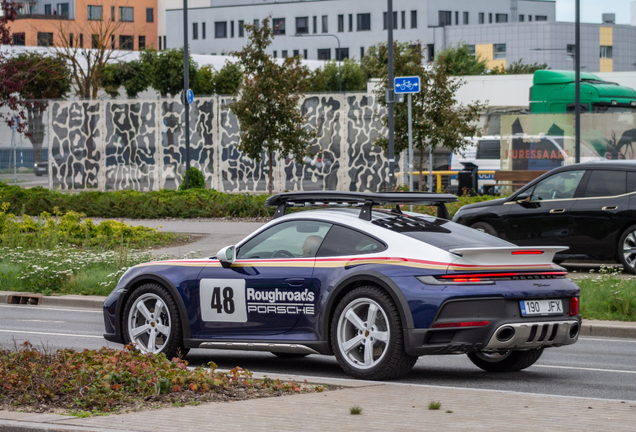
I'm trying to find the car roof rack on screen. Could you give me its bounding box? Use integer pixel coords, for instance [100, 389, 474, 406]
[265, 191, 458, 221]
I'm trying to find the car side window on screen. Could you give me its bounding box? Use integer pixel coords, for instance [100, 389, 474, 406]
[316, 225, 386, 257]
[237, 221, 332, 259]
[530, 170, 585, 201]
[582, 170, 626, 198]
[629, 172, 636, 193]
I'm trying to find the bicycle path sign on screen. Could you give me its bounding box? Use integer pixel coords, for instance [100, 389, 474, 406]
[394, 76, 421, 94]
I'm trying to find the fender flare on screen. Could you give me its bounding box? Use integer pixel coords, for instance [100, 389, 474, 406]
[115, 273, 192, 341]
[319, 270, 414, 344]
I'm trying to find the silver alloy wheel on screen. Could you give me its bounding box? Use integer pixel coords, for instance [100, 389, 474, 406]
[336, 297, 390, 370]
[623, 231, 636, 270]
[474, 351, 511, 362]
[127, 293, 171, 354]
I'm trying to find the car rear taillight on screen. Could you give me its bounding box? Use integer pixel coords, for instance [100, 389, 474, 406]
[432, 321, 490, 329]
[511, 250, 544, 255]
[570, 297, 579, 316]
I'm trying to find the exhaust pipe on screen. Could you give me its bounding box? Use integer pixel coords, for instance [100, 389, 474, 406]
[496, 326, 515, 342]
[569, 322, 580, 339]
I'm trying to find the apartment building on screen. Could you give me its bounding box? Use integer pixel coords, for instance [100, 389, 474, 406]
[8, 0, 157, 51]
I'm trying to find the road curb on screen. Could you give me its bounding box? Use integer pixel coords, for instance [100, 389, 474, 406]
[0, 420, 126, 432]
[580, 321, 636, 339]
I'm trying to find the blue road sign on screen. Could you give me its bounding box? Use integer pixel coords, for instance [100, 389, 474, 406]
[186, 89, 194, 104]
[394, 76, 421, 94]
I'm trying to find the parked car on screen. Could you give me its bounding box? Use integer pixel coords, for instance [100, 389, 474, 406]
[104, 191, 581, 380]
[33, 162, 48, 176]
[453, 161, 636, 273]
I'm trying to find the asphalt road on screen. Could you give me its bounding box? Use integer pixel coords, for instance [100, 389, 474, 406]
[1, 303, 634, 402]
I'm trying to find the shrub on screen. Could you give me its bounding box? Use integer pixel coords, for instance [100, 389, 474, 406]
[179, 167, 206, 190]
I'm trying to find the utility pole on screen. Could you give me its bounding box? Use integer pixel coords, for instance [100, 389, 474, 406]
[387, 0, 395, 189]
[574, 0, 581, 163]
[183, 0, 191, 188]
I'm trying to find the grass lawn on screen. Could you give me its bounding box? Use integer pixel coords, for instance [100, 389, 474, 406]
[576, 270, 636, 321]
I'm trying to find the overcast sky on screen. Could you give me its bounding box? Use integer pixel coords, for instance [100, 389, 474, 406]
[556, 0, 632, 24]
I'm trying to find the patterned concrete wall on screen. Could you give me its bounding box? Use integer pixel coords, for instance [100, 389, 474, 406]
[47, 93, 397, 193]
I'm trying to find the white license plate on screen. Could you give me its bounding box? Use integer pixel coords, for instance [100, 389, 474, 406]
[520, 300, 563, 316]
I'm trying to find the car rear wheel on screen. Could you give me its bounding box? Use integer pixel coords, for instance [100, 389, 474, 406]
[470, 222, 498, 237]
[618, 225, 636, 275]
[123, 283, 189, 359]
[331, 286, 417, 380]
[467, 348, 544, 372]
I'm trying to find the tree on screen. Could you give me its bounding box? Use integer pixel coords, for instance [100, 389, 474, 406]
[193, 61, 243, 95]
[435, 43, 488, 76]
[309, 59, 366, 92]
[7, 52, 71, 162]
[230, 16, 317, 193]
[100, 59, 151, 98]
[488, 59, 549, 75]
[373, 43, 486, 190]
[143, 48, 198, 98]
[361, 42, 416, 80]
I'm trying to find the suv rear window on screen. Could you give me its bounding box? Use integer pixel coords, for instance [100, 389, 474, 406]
[372, 215, 512, 251]
[583, 170, 626, 197]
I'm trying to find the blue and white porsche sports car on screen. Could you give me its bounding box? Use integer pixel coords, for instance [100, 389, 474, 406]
[103, 192, 581, 380]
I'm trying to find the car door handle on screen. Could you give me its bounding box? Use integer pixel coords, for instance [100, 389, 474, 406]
[284, 278, 305, 286]
[549, 209, 566, 214]
[602, 206, 618, 211]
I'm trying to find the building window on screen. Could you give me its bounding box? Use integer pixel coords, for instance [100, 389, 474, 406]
[273, 18, 285, 35]
[296, 16, 309, 34]
[203, 22, 206, 39]
[293, 49, 299, 57]
[111, 34, 115, 49]
[494, 43, 506, 59]
[87, 5, 102, 21]
[455, 11, 459, 25]
[338, 14, 344, 32]
[273, 50, 277, 58]
[489, 13, 493, 23]
[79, 34, 84, 48]
[230, 21, 234, 37]
[438, 11, 451, 27]
[528, 15, 532, 22]
[111, 6, 114, 20]
[69, 33, 74, 47]
[496, 14, 508, 23]
[567, 44, 575, 59]
[357, 13, 370, 31]
[139, 35, 146, 50]
[119, 35, 134, 50]
[463, 12, 468, 25]
[13, 33, 25, 46]
[336, 48, 349, 60]
[254, 19, 259, 29]
[384, 11, 397, 29]
[399, 11, 405, 29]
[321, 15, 328, 33]
[146, 8, 154, 23]
[215, 22, 227, 38]
[303, 49, 307, 58]
[91, 34, 98, 48]
[119, 7, 133, 22]
[427, 44, 435, 62]
[282, 50, 288, 58]
[600, 46, 613, 59]
[519, 14, 524, 22]
[313, 16, 317, 33]
[192, 23, 198, 40]
[45, 4, 51, 14]
[163, 36, 166, 48]
[535, 15, 547, 21]
[318, 48, 331, 60]
[468, 45, 475, 55]
[479, 13, 484, 24]
[37, 32, 53, 47]
[348, 14, 353, 31]
[239, 20, 244, 37]
[57, 3, 69, 18]
[411, 10, 417, 28]
[360, 46, 364, 58]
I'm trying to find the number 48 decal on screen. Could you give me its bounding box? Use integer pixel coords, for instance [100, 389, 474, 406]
[210, 287, 235, 314]
[200, 279, 247, 322]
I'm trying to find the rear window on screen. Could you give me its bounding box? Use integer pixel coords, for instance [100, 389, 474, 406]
[476, 140, 500, 160]
[372, 216, 513, 251]
[317, 225, 386, 257]
[583, 170, 626, 197]
[629, 172, 636, 193]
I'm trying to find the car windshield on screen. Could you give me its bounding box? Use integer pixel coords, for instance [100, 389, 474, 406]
[372, 215, 513, 251]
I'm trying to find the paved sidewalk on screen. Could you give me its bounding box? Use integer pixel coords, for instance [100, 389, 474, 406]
[1, 372, 634, 432]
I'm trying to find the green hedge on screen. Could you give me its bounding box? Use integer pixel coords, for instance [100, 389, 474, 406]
[0, 184, 273, 219]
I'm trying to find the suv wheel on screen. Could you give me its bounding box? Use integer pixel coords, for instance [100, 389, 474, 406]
[618, 225, 636, 274]
[467, 348, 544, 372]
[470, 222, 498, 237]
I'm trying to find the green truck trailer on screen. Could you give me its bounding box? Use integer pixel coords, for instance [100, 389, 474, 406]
[529, 70, 636, 114]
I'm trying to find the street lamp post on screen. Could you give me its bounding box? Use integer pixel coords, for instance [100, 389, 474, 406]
[294, 33, 341, 92]
[575, 0, 581, 163]
[183, 0, 191, 189]
[387, 0, 395, 189]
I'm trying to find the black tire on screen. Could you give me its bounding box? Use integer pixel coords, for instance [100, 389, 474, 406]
[331, 286, 418, 380]
[271, 352, 310, 359]
[467, 348, 544, 372]
[470, 221, 498, 237]
[122, 283, 189, 359]
[618, 225, 636, 275]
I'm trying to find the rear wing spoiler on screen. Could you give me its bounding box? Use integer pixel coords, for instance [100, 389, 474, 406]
[266, 191, 458, 221]
[449, 246, 569, 265]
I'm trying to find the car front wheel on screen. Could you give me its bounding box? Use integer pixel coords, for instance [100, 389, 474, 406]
[123, 283, 188, 359]
[618, 225, 636, 274]
[331, 286, 417, 380]
[467, 348, 544, 372]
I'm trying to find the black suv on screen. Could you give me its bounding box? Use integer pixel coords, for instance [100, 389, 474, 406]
[453, 161, 636, 273]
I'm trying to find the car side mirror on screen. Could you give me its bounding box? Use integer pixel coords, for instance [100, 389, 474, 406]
[516, 193, 531, 204]
[217, 245, 236, 268]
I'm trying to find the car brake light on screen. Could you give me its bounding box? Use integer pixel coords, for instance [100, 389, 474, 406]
[570, 297, 579, 316]
[432, 321, 490, 329]
[511, 250, 544, 255]
[440, 271, 566, 279]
